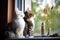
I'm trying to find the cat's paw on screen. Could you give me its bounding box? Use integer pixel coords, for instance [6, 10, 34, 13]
[29, 36, 34, 38]
[17, 36, 25, 38]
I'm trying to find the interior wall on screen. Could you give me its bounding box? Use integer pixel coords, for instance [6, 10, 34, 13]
[7, 0, 13, 23]
[0, 0, 8, 28]
[0, 0, 8, 39]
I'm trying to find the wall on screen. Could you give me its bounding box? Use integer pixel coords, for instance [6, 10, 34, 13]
[0, 0, 8, 39]
[7, 0, 13, 23]
[0, 0, 7, 28]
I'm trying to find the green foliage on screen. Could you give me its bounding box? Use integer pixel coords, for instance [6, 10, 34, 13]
[32, 1, 60, 35]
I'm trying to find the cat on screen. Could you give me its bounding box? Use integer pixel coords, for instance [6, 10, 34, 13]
[12, 8, 25, 38]
[23, 9, 35, 38]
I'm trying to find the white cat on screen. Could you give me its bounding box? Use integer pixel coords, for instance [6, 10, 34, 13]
[12, 8, 25, 38]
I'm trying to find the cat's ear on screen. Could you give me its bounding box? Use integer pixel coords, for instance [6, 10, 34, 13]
[15, 8, 19, 12]
[15, 8, 18, 14]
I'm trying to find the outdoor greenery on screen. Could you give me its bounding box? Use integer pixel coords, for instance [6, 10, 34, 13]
[31, 0, 60, 35]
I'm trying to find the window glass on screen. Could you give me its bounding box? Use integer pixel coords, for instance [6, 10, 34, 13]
[15, 0, 22, 11]
[32, 0, 60, 36]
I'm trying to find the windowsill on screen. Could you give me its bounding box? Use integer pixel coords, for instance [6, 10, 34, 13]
[9, 36, 60, 40]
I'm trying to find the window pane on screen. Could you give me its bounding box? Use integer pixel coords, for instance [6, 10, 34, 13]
[15, 0, 19, 8]
[17, 0, 19, 8]
[15, 0, 22, 11]
[19, 0, 22, 11]
[32, 0, 60, 36]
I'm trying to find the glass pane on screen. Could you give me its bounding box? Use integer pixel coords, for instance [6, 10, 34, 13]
[19, 0, 22, 11]
[32, 0, 60, 36]
[15, 0, 22, 11]
[15, 0, 19, 8]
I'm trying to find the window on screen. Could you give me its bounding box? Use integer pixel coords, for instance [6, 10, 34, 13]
[15, 0, 25, 12]
[32, 0, 60, 36]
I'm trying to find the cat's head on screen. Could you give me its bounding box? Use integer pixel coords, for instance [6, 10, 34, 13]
[24, 9, 36, 19]
[15, 8, 25, 18]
